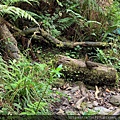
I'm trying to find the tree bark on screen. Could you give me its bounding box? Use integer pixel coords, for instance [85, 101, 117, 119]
[0, 17, 21, 60]
[55, 55, 117, 86]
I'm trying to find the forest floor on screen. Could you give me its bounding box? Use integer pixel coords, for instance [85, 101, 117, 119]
[50, 82, 120, 116]
[35, 45, 120, 118]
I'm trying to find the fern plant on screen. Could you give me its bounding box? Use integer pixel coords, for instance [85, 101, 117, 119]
[1, 0, 38, 6]
[0, 56, 63, 115]
[0, 0, 39, 26]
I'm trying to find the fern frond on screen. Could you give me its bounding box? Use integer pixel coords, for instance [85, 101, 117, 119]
[1, 0, 39, 6]
[0, 4, 39, 26]
[67, 9, 85, 20]
[58, 17, 75, 30]
[26, 11, 42, 19]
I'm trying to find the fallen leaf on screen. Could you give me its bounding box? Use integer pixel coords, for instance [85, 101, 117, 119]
[56, 108, 65, 115]
[74, 96, 86, 109]
[106, 88, 110, 93]
[95, 86, 100, 99]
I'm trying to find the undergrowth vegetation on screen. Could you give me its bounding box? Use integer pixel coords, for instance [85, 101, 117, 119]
[0, 56, 62, 115]
[0, 0, 120, 115]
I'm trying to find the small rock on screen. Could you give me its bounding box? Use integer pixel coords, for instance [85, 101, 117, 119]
[93, 101, 99, 107]
[94, 106, 112, 115]
[109, 95, 120, 106]
[52, 88, 57, 91]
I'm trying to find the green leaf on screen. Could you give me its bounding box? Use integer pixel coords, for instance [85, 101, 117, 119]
[24, 108, 36, 114]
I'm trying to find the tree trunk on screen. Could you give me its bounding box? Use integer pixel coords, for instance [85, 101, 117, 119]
[0, 17, 21, 60]
[55, 55, 117, 86]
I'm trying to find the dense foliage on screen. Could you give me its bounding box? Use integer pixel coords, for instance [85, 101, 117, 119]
[0, 56, 63, 115]
[0, 0, 120, 115]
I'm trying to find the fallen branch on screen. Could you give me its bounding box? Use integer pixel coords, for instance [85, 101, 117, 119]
[16, 27, 113, 48]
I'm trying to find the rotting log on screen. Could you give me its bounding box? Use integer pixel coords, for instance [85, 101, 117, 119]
[55, 55, 117, 86]
[0, 17, 21, 60]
